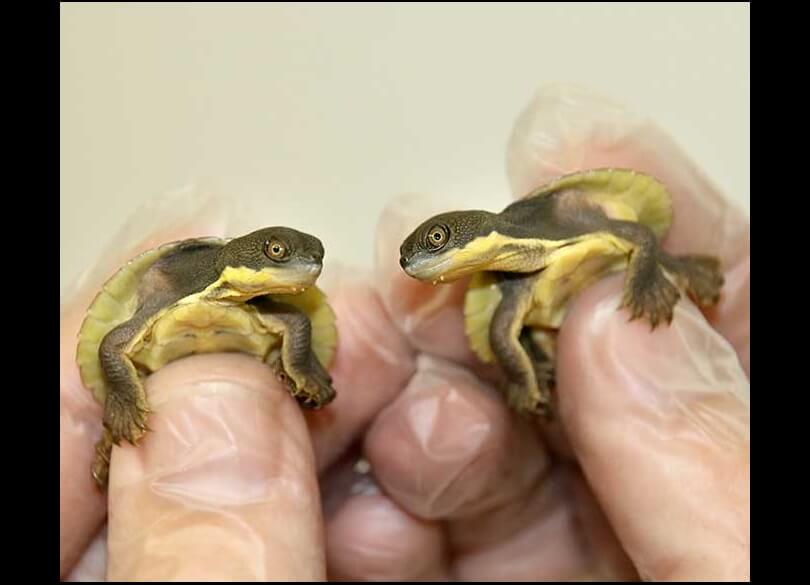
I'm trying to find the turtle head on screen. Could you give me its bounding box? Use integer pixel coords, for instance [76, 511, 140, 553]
[398, 210, 503, 283]
[215, 227, 325, 297]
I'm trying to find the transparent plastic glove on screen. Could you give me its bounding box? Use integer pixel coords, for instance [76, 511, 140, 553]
[60, 184, 234, 577]
[350, 84, 749, 581]
[61, 84, 749, 582]
[61, 188, 419, 581]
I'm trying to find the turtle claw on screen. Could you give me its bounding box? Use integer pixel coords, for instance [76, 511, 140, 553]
[296, 371, 335, 410]
[272, 355, 335, 409]
[298, 395, 320, 409]
[504, 381, 552, 419]
[295, 358, 336, 410]
[92, 464, 109, 491]
[92, 389, 151, 491]
[104, 397, 151, 447]
[621, 267, 680, 331]
[673, 255, 724, 308]
[91, 430, 114, 490]
[534, 361, 556, 391]
[275, 370, 294, 392]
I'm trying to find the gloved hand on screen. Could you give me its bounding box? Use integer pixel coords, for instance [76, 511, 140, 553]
[60, 186, 418, 581]
[60, 84, 749, 581]
[369, 84, 749, 581]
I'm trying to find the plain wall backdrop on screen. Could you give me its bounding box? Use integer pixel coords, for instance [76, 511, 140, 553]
[60, 3, 750, 293]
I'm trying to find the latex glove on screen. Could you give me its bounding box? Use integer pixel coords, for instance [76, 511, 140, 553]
[359, 84, 749, 581]
[60, 84, 750, 581]
[60, 188, 418, 581]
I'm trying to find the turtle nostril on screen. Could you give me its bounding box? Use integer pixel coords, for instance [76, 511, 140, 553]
[312, 244, 324, 263]
[399, 255, 408, 268]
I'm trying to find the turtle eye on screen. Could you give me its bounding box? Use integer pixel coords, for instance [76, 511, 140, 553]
[426, 225, 449, 250]
[264, 238, 289, 261]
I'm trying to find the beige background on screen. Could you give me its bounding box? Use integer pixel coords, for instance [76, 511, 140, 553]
[60, 3, 749, 294]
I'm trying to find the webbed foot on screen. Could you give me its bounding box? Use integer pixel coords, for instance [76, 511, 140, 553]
[621, 262, 681, 329]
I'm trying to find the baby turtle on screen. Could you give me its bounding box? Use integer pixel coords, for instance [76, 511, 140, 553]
[76, 227, 338, 489]
[398, 168, 723, 416]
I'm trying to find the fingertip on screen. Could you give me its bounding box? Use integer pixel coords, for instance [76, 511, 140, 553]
[373, 192, 441, 287]
[365, 355, 550, 521]
[60, 315, 106, 577]
[61, 194, 317, 580]
[506, 83, 647, 199]
[557, 275, 749, 446]
[326, 491, 447, 581]
[373, 195, 483, 364]
[107, 354, 325, 581]
[62, 184, 234, 310]
[505, 83, 749, 268]
[555, 276, 749, 581]
[305, 277, 416, 471]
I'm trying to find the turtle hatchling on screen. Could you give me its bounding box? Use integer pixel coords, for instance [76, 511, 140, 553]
[76, 227, 338, 490]
[398, 168, 724, 416]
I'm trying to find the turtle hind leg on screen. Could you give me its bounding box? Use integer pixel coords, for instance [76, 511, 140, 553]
[98, 321, 152, 444]
[660, 253, 724, 307]
[519, 328, 557, 415]
[93, 318, 153, 490]
[489, 274, 552, 417]
[253, 298, 336, 409]
[608, 220, 681, 329]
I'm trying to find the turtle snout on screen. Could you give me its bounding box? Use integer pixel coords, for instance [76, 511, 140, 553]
[307, 244, 324, 264]
[400, 252, 417, 270]
[399, 253, 421, 277]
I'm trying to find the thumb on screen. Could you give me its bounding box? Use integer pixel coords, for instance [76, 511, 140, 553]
[60, 183, 238, 577]
[106, 354, 325, 581]
[557, 276, 749, 581]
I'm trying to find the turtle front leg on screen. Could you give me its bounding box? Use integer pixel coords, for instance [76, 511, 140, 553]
[253, 298, 336, 409]
[94, 318, 153, 490]
[608, 220, 682, 329]
[490, 274, 552, 417]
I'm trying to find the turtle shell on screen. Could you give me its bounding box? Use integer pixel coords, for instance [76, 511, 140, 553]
[521, 168, 673, 238]
[464, 168, 673, 365]
[75, 238, 337, 405]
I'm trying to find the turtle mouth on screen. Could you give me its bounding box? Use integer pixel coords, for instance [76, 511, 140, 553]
[286, 261, 322, 282]
[400, 252, 459, 282]
[220, 263, 322, 296]
[262, 263, 322, 292]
